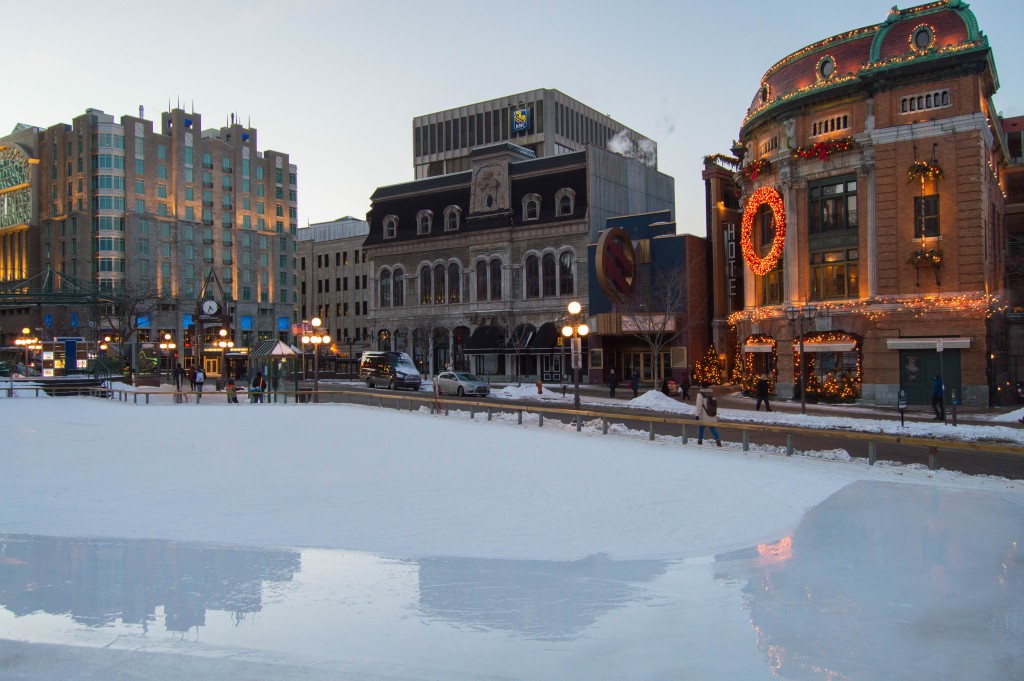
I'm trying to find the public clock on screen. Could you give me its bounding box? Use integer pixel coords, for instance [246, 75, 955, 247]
[202, 299, 220, 315]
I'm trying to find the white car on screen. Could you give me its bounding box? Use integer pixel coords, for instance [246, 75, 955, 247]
[434, 371, 490, 397]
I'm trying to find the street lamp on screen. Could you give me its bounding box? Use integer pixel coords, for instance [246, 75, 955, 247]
[561, 301, 590, 411]
[14, 327, 38, 376]
[785, 304, 818, 415]
[217, 328, 234, 385]
[159, 333, 177, 382]
[301, 317, 330, 403]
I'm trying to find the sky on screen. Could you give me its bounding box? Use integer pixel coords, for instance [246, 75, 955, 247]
[0, 388, 1021, 678]
[4, 0, 1023, 236]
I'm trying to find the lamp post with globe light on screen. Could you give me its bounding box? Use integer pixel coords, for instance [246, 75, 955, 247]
[217, 328, 234, 388]
[784, 304, 818, 415]
[561, 301, 589, 411]
[158, 333, 177, 382]
[301, 317, 330, 403]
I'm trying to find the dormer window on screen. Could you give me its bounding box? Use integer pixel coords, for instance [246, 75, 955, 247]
[444, 205, 461, 231]
[555, 188, 575, 217]
[523, 193, 541, 221]
[416, 209, 433, 235]
[383, 215, 398, 239]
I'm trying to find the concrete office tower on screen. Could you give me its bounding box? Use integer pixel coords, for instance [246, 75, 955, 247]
[413, 88, 657, 179]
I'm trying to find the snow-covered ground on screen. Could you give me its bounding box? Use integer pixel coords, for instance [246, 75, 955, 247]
[0, 394, 1021, 679]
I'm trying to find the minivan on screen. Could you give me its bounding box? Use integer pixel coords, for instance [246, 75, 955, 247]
[359, 351, 422, 391]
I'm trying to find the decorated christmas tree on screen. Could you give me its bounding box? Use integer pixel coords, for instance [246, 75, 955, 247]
[693, 345, 723, 385]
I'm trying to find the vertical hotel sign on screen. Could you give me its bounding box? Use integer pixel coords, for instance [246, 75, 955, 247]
[0, 146, 34, 229]
[511, 107, 532, 134]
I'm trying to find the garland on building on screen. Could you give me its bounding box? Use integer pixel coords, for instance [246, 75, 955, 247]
[740, 186, 787, 276]
[739, 335, 777, 396]
[907, 159, 943, 182]
[742, 158, 771, 180]
[792, 332, 862, 403]
[907, 248, 943, 268]
[792, 136, 857, 161]
[703, 153, 740, 170]
[692, 345, 724, 386]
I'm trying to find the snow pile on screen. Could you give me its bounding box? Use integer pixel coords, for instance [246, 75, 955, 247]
[990, 405, 1024, 423]
[625, 390, 693, 414]
[493, 383, 572, 401]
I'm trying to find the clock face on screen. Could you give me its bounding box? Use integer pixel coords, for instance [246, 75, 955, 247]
[202, 300, 219, 315]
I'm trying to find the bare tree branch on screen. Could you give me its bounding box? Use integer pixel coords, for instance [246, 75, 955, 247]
[612, 261, 689, 385]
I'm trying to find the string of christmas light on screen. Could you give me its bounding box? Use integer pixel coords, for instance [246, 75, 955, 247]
[740, 187, 787, 275]
[728, 293, 1004, 327]
[908, 23, 937, 53]
[703, 153, 740, 169]
[907, 159, 944, 182]
[693, 345, 724, 385]
[793, 137, 857, 160]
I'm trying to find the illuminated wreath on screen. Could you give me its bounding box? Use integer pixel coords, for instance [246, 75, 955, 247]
[741, 186, 786, 276]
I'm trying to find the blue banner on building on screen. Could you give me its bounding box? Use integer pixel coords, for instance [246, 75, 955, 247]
[511, 107, 532, 133]
[241, 315, 254, 331]
[278, 317, 290, 332]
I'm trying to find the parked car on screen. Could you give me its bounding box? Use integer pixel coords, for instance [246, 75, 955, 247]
[434, 371, 490, 397]
[359, 351, 422, 391]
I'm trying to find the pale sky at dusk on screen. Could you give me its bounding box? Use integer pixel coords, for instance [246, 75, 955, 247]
[5, 0, 1021, 236]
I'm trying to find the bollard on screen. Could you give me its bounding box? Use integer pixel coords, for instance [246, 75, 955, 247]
[518, 410, 523, 425]
[868, 440, 877, 466]
[487, 407, 493, 421]
[681, 424, 688, 444]
[742, 431, 749, 452]
[576, 416, 582, 433]
[928, 446, 937, 470]
[470, 406, 475, 420]
[649, 421, 655, 441]
[786, 433, 794, 456]
[539, 413, 544, 427]
[602, 418, 608, 435]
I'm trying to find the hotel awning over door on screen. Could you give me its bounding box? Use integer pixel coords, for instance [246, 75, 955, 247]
[463, 326, 505, 354]
[743, 344, 775, 353]
[885, 337, 971, 350]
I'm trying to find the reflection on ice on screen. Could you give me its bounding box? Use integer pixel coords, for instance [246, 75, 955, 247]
[717, 481, 1024, 681]
[417, 554, 667, 640]
[0, 480, 1020, 680]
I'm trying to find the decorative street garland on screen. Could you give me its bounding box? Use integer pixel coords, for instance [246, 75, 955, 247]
[740, 186, 787, 276]
[907, 159, 943, 182]
[703, 153, 740, 170]
[793, 136, 857, 161]
[742, 158, 772, 180]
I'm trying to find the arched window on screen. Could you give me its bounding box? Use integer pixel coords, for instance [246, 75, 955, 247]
[444, 205, 461, 231]
[555, 188, 575, 216]
[522, 193, 541, 221]
[433, 264, 445, 304]
[420, 265, 432, 305]
[416, 210, 433, 235]
[379, 269, 391, 308]
[383, 215, 398, 239]
[476, 261, 488, 301]
[448, 263, 460, 303]
[489, 258, 502, 300]
[525, 255, 540, 298]
[393, 268, 405, 307]
[542, 253, 556, 296]
[559, 251, 575, 295]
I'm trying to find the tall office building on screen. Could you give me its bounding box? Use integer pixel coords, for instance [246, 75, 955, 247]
[413, 88, 656, 178]
[0, 107, 298, 373]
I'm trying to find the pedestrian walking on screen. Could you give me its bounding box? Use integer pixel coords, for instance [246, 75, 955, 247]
[194, 367, 205, 402]
[225, 376, 239, 403]
[932, 374, 945, 420]
[680, 372, 691, 400]
[608, 369, 619, 398]
[695, 383, 722, 446]
[188, 365, 197, 391]
[173, 363, 186, 404]
[630, 369, 640, 398]
[755, 374, 772, 412]
[250, 371, 267, 403]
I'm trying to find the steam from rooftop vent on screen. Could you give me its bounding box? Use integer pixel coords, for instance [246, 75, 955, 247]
[607, 129, 657, 167]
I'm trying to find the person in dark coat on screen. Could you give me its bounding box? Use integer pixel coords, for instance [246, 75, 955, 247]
[608, 369, 619, 398]
[188, 365, 197, 391]
[755, 374, 772, 412]
[630, 369, 640, 398]
[251, 371, 268, 403]
[680, 372, 691, 400]
[932, 375, 945, 420]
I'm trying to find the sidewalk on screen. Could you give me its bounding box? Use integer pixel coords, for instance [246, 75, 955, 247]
[560, 381, 1023, 427]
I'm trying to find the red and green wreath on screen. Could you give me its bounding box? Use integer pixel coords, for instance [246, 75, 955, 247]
[742, 158, 771, 180]
[741, 187, 786, 276]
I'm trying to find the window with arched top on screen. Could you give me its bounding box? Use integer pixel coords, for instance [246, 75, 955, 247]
[523, 193, 541, 221]
[542, 253, 556, 296]
[433, 264, 445, 304]
[379, 269, 392, 308]
[416, 209, 433, 235]
[559, 251, 575, 295]
[444, 205, 461, 231]
[489, 258, 502, 300]
[525, 254, 540, 298]
[448, 263, 460, 303]
[420, 265, 432, 304]
[393, 268, 405, 307]
[383, 215, 398, 239]
[476, 260, 488, 301]
[555, 188, 575, 216]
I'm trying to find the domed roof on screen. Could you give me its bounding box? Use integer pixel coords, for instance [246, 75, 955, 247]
[742, 0, 990, 133]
